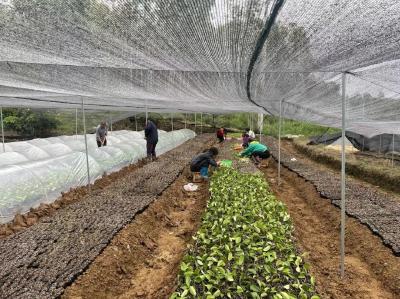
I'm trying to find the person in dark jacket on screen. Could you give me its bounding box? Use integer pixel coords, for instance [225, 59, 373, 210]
[95, 121, 108, 147]
[144, 120, 158, 161]
[216, 127, 225, 143]
[190, 147, 219, 179]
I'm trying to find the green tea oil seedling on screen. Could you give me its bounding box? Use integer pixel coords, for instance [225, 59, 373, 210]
[172, 168, 319, 299]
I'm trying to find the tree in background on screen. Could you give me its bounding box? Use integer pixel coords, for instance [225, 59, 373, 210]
[3, 108, 59, 137]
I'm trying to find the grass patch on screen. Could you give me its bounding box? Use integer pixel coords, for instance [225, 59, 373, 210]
[264, 116, 339, 138]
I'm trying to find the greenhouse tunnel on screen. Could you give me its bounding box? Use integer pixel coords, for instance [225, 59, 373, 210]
[0, 129, 196, 222]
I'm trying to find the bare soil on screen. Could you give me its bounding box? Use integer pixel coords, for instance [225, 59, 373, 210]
[4, 134, 399, 298]
[265, 137, 400, 255]
[0, 135, 214, 299]
[262, 159, 400, 299]
[293, 138, 400, 194]
[64, 137, 400, 299]
[63, 170, 209, 299]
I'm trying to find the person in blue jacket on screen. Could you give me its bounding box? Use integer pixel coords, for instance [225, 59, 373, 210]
[190, 147, 219, 179]
[144, 120, 158, 161]
[240, 141, 270, 167]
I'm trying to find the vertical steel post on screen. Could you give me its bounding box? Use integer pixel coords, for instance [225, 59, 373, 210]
[278, 100, 282, 185]
[392, 134, 395, 167]
[110, 114, 113, 133]
[75, 107, 78, 139]
[135, 115, 138, 131]
[200, 113, 203, 134]
[194, 112, 197, 133]
[145, 106, 148, 124]
[259, 113, 264, 142]
[81, 98, 91, 192]
[340, 72, 347, 277]
[184, 113, 187, 129]
[171, 113, 174, 131]
[1, 107, 5, 153]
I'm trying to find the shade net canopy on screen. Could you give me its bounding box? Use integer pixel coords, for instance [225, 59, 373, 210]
[0, 0, 399, 136]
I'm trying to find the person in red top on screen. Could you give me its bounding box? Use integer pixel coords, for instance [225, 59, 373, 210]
[216, 127, 225, 143]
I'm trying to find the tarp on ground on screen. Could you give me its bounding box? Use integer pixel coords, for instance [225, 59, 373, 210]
[308, 132, 400, 154]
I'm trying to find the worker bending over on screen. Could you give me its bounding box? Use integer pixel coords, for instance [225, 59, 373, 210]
[240, 140, 270, 167]
[190, 147, 219, 180]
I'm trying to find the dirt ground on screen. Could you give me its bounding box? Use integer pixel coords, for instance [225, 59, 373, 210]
[263, 159, 400, 299]
[292, 138, 400, 194]
[59, 137, 400, 298]
[63, 169, 209, 299]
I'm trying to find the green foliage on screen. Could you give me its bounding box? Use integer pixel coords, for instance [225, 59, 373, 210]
[264, 115, 340, 138]
[171, 168, 319, 299]
[213, 113, 250, 131]
[210, 113, 338, 137]
[3, 108, 59, 137]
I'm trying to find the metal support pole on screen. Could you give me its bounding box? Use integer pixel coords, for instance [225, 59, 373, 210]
[145, 105, 148, 124]
[259, 113, 264, 142]
[171, 113, 174, 131]
[340, 72, 347, 277]
[81, 98, 91, 192]
[392, 134, 395, 167]
[249, 113, 253, 131]
[200, 113, 203, 134]
[194, 112, 197, 133]
[135, 115, 138, 131]
[278, 100, 282, 185]
[110, 114, 113, 133]
[362, 136, 365, 152]
[1, 107, 5, 153]
[75, 108, 78, 139]
[184, 113, 187, 129]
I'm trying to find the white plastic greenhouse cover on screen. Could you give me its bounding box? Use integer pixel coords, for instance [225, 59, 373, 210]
[0, 0, 400, 136]
[0, 129, 196, 223]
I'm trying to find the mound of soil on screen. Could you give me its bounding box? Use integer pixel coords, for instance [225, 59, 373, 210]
[63, 170, 209, 299]
[265, 136, 400, 256]
[263, 159, 400, 298]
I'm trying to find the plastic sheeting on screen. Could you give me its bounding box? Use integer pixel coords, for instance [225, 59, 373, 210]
[309, 132, 400, 154]
[0, 129, 196, 223]
[0, 1, 399, 136]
